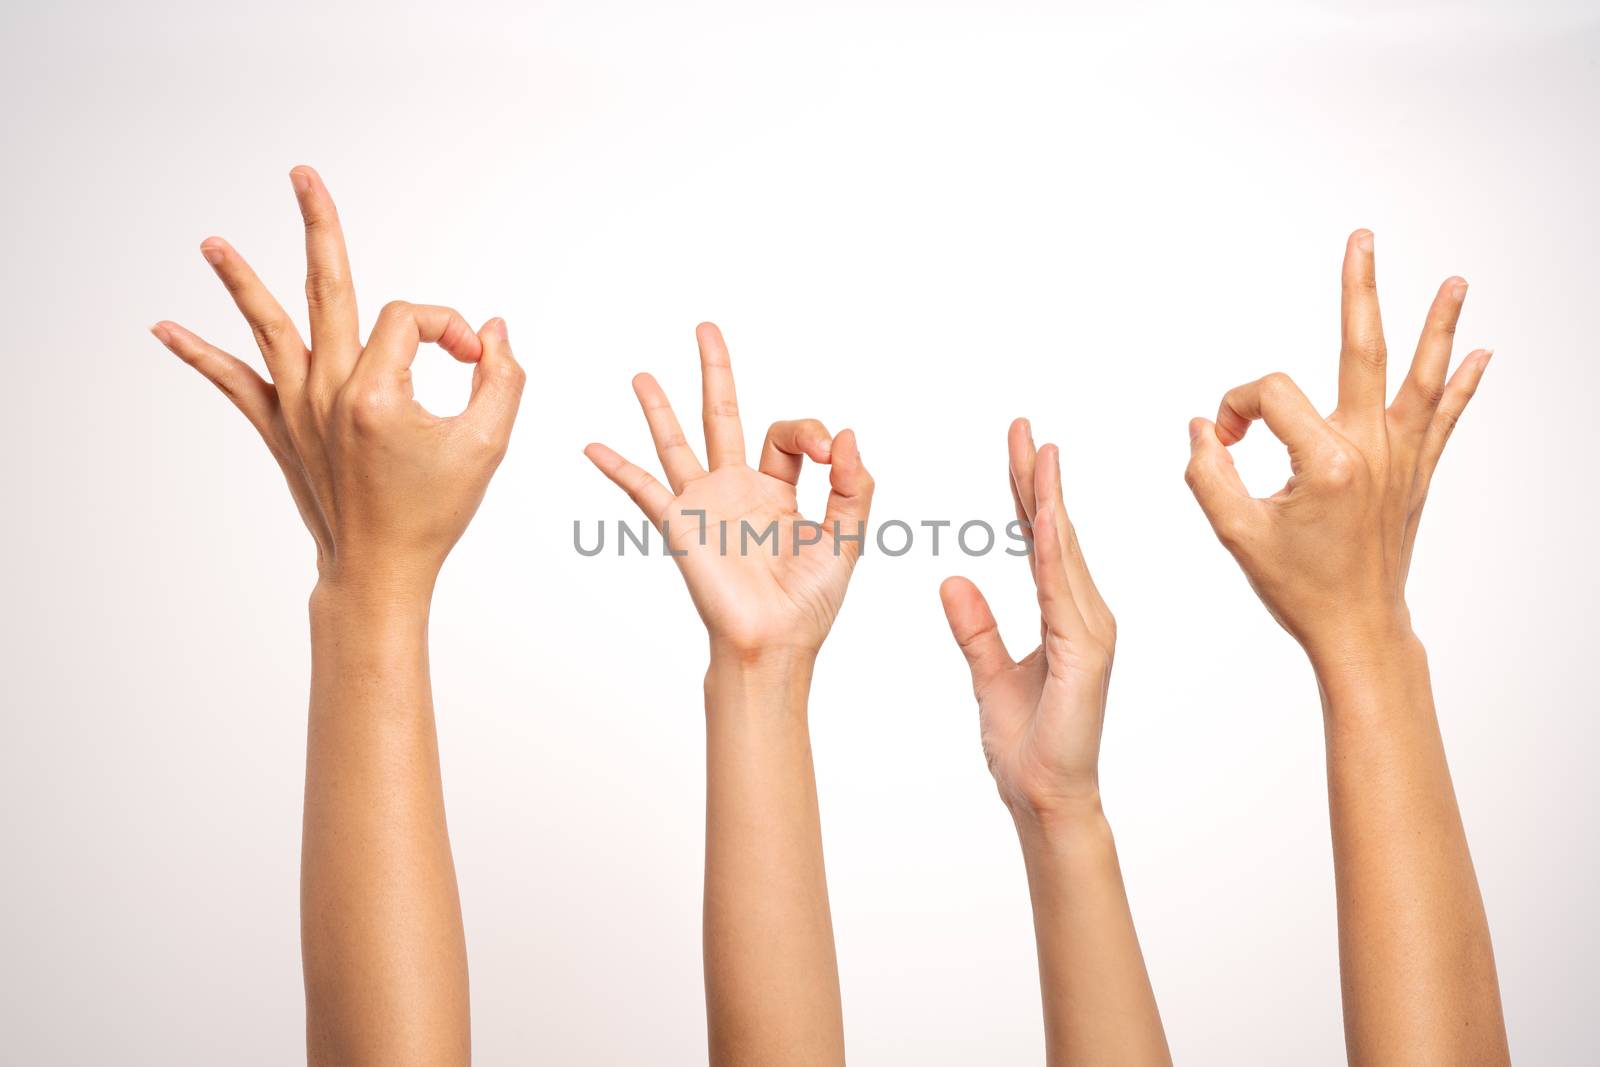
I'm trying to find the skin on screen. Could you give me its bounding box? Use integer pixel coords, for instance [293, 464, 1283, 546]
[585, 324, 873, 1066]
[1185, 230, 1508, 1065]
[152, 166, 525, 1066]
[940, 423, 1171, 1067]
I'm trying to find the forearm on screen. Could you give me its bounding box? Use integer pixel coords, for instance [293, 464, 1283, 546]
[702, 649, 844, 1067]
[301, 582, 469, 1066]
[1315, 635, 1507, 1065]
[1016, 803, 1170, 1067]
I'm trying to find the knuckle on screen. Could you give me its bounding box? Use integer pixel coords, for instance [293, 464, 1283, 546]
[343, 385, 394, 430]
[251, 317, 286, 351]
[1345, 336, 1388, 369]
[472, 426, 507, 458]
[304, 267, 347, 307]
[1321, 447, 1359, 488]
[1412, 378, 1445, 408]
[1261, 371, 1296, 401]
[1214, 511, 1251, 550]
[379, 298, 411, 319]
[500, 358, 527, 386]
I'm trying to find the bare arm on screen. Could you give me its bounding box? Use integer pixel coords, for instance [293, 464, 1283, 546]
[301, 587, 468, 1064]
[941, 421, 1169, 1066]
[586, 325, 873, 1064]
[1318, 640, 1505, 1061]
[1015, 808, 1168, 1065]
[154, 166, 525, 1065]
[1185, 230, 1507, 1064]
[702, 653, 842, 1063]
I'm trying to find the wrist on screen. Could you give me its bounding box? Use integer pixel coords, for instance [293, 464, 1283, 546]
[1010, 790, 1109, 848]
[1307, 627, 1427, 685]
[310, 573, 433, 628]
[1012, 795, 1116, 868]
[706, 641, 817, 681]
[1303, 613, 1423, 682]
[1311, 629, 1432, 722]
[704, 646, 815, 722]
[315, 549, 439, 606]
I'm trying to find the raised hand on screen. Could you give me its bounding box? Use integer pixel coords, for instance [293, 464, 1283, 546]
[940, 421, 1169, 1067]
[152, 165, 525, 599]
[1184, 229, 1490, 664]
[586, 324, 872, 1065]
[585, 323, 873, 657]
[152, 167, 524, 1066]
[1183, 232, 1508, 1065]
[940, 419, 1116, 820]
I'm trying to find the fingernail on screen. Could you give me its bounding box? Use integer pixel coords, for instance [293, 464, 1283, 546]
[489, 317, 508, 341]
[150, 323, 171, 345]
[289, 168, 311, 194]
[1356, 230, 1374, 252]
[1482, 348, 1494, 364]
[1452, 279, 1468, 299]
[818, 436, 833, 454]
[1189, 418, 1205, 442]
[200, 243, 224, 266]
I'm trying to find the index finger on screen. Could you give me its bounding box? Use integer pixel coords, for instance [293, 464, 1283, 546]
[1217, 373, 1335, 460]
[1338, 228, 1388, 422]
[291, 166, 360, 377]
[758, 419, 833, 485]
[359, 301, 482, 381]
[198, 237, 309, 393]
[697, 322, 745, 468]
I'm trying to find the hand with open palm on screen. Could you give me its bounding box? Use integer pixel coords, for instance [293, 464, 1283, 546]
[940, 418, 1118, 822]
[940, 421, 1169, 1066]
[585, 323, 874, 658]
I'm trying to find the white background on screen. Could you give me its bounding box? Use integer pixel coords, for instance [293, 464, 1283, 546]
[2, 1, 1596, 1063]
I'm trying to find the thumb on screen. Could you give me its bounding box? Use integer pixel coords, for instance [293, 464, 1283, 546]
[822, 428, 874, 562]
[460, 317, 526, 449]
[939, 577, 1013, 693]
[1184, 417, 1255, 548]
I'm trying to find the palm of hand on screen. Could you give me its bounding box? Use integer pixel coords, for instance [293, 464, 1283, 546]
[666, 466, 856, 652]
[977, 640, 1109, 813]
